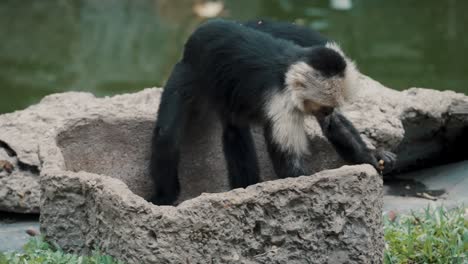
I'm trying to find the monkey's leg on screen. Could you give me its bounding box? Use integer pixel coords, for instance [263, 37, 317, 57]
[318, 111, 396, 173]
[222, 123, 260, 189]
[263, 123, 307, 179]
[150, 62, 194, 205]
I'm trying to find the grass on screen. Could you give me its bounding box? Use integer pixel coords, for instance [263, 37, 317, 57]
[0, 206, 466, 263]
[0, 236, 123, 264]
[384, 206, 467, 264]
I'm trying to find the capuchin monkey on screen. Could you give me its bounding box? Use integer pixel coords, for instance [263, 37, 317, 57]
[150, 19, 396, 205]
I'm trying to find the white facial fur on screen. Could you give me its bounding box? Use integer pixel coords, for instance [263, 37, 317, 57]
[285, 42, 359, 112]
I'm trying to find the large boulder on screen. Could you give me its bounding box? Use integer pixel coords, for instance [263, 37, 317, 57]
[40, 165, 383, 264]
[0, 90, 162, 213]
[1, 75, 467, 213]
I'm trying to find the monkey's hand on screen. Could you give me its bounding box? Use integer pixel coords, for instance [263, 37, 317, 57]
[373, 149, 397, 175]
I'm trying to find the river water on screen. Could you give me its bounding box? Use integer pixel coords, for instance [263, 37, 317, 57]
[1, 0, 467, 113]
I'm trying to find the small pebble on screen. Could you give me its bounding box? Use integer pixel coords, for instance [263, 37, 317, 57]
[26, 228, 39, 237]
[0, 160, 14, 173]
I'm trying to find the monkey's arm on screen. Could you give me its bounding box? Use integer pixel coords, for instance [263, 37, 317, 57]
[318, 111, 396, 174]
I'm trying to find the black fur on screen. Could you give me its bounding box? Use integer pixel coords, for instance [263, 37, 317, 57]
[306, 47, 347, 77]
[150, 62, 194, 205]
[244, 20, 328, 47]
[222, 122, 260, 188]
[150, 19, 396, 205]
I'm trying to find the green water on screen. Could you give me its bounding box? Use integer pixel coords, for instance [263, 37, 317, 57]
[1, 0, 467, 114]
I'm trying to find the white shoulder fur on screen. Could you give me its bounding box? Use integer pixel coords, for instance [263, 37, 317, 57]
[265, 89, 309, 156]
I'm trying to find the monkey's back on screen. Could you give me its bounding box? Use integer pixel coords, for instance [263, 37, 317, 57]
[181, 19, 303, 118]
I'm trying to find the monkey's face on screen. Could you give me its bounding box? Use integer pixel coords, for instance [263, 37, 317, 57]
[286, 61, 346, 115]
[286, 43, 359, 117]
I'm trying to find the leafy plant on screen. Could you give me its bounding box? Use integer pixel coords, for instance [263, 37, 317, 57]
[0, 236, 123, 264]
[384, 206, 467, 264]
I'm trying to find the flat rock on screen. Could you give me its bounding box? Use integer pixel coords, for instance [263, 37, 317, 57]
[384, 160, 468, 213]
[0, 74, 467, 213]
[40, 165, 383, 263]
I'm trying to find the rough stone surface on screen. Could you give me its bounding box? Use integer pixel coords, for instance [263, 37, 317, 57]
[40, 165, 383, 264]
[0, 146, 40, 213]
[0, 75, 467, 213]
[0, 90, 161, 213]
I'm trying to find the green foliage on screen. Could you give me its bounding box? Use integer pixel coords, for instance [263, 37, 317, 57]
[384, 206, 467, 264]
[0, 236, 123, 264]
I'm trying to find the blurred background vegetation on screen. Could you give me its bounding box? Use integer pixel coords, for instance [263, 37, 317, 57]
[0, 0, 467, 114]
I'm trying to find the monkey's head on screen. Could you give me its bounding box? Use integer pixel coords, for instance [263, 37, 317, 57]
[285, 42, 358, 119]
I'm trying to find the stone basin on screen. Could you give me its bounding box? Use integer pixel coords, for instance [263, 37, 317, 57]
[35, 89, 383, 263]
